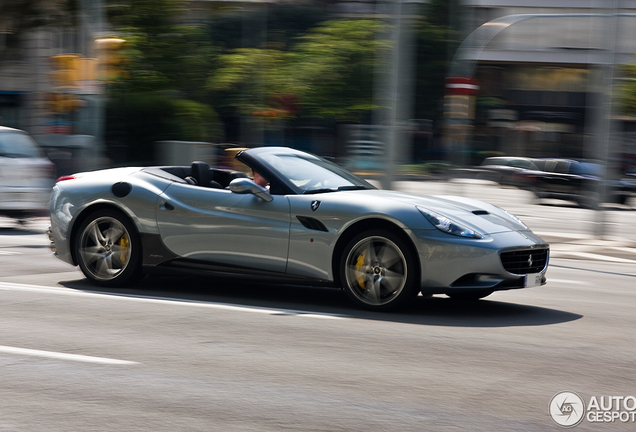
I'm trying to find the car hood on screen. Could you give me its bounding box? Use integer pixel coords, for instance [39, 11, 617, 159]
[337, 189, 529, 235]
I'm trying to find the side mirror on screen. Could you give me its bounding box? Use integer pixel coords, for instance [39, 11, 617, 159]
[229, 178, 273, 202]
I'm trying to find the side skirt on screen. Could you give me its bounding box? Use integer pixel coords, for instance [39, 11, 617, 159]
[140, 233, 335, 287]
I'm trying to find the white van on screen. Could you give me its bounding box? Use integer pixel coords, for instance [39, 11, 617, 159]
[0, 126, 55, 220]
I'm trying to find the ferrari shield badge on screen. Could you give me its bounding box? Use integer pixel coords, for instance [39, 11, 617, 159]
[311, 200, 321, 211]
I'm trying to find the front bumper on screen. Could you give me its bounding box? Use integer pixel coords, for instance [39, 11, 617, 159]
[412, 229, 549, 294]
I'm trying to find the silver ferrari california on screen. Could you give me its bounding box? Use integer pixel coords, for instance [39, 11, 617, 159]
[48, 146, 549, 311]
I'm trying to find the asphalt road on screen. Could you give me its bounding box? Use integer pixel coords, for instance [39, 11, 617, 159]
[1, 179, 635, 431]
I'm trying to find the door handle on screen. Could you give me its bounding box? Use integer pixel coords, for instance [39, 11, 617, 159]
[161, 201, 175, 211]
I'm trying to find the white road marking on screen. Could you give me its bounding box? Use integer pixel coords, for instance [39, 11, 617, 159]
[546, 278, 590, 285]
[0, 282, 345, 320]
[551, 251, 636, 264]
[611, 246, 636, 254]
[0, 345, 138, 365]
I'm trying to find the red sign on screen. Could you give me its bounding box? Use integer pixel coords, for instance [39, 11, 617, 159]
[42, 124, 71, 134]
[445, 77, 479, 96]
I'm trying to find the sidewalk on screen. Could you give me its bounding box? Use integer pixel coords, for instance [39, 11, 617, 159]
[539, 231, 636, 263]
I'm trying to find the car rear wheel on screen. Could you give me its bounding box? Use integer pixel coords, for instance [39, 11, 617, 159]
[75, 209, 142, 287]
[340, 230, 419, 311]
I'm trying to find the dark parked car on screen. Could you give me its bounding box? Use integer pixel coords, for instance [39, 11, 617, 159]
[517, 159, 634, 207]
[478, 156, 542, 187]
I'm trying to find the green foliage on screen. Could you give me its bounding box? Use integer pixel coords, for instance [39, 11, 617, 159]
[100, 1, 457, 155]
[209, 48, 293, 115]
[291, 19, 390, 120]
[617, 63, 636, 116]
[106, 93, 220, 163]
[104, 0, 221, 163]
[107, 2, 457, 147]
[414, 0, 462, 121]
[171, 99, 222, 143]
[208, 19, 389, 122]
[399, 161, 456, 175]
[106, 93, 174, 163]
[107, 0, 217, 101]
[107, 0, 187, 34]
[208, 4, 330, 52]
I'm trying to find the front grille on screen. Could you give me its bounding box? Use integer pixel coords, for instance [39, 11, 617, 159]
[500, 248, 549, 274]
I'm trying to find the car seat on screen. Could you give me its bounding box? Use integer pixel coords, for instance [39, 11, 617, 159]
[190, 161, 222, 188]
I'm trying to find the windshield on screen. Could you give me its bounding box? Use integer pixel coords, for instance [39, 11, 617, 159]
[259, 152, 375, 194]
[0, 131, 45, 158]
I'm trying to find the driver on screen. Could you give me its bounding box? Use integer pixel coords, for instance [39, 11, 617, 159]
[252, 170, 270, 191]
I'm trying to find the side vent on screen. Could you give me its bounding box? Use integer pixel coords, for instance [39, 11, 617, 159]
[296, 216, 328, 232]
[472, 210, 489, 215]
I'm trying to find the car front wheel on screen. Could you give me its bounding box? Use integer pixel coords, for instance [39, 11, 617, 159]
[340, 230, 419, 311]
[75, 208, 142, 287]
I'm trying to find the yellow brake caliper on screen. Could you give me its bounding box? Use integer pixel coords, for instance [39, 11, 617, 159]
[355, 250, 366, 289]
[119, 233, 130, 265]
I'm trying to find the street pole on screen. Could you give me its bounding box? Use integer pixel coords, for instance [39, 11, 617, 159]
[378, 0, 421, 191]
[593, 1, 619, 239]
[79, 0, 106, 169]
[381, 0, 403, 191]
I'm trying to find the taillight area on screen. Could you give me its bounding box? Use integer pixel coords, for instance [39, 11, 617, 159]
[56, 175, 81, 183]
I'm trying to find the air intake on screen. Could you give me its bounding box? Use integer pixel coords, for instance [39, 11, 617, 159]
[296, 216, 328, 232]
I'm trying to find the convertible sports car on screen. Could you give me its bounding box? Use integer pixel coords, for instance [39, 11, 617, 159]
[48, 146, 549, 311]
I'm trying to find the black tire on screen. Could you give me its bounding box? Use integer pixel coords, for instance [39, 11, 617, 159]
[446, 290, 493, 301]
[578, 191, 599, 210]
[616, 194, 628, 206]
[75, 208, 143, 287]
[340, 229, 419, 311]
[532, 187, 544, 205]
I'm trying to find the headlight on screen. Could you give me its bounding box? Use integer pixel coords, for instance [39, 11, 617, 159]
[417, 207, 482, 239]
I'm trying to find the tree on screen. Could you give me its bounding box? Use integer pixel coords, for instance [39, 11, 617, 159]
[107, 0, 217, 102]
[104, 0, 222, 162]
[207, 3, 330, 52]
[208, 47, 293, 117]
[617, 63, 636, 117]
[208, 19, 390, 122]
[414, 0, 462, 121]
[291, 19, 390, 121]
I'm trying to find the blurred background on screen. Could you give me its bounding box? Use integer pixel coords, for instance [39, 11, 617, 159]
[2, 1, 636, 213]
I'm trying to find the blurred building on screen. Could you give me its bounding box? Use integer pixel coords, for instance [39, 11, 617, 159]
[453, 0, 636, 169]
[0, 1, 105, 174]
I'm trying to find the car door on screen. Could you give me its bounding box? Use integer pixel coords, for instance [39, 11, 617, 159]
[156, 182, 291, 273]
[536, 160, 565, 195]
[553, 161, 572, 194]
